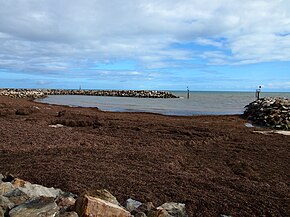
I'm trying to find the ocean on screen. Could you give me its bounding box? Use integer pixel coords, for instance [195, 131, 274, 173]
[36, 91, 290, 116]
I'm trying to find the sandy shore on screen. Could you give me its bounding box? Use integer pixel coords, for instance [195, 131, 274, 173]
[0, 96, 289, 216]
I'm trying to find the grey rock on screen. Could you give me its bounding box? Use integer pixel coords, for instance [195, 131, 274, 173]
[125, 198, 142, 212]
[0, 182, 14, 195]
[4, 188, 31, 206]
[0, 174, 3, 184]
[9, 197, 59, 217]
[157, 202, 186, 217]
[18, 182, 62, 199]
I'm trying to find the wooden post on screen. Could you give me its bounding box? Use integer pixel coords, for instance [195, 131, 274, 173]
[187, 86, 190, 99]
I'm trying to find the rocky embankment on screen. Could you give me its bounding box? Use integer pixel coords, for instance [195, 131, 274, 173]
[0, 89, 178, 99]
[244, 97, 290, 130]
[0, 174, 187, 217]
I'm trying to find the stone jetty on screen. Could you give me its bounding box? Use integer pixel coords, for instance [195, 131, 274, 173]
[0, 174, 187, 217]
[244, 97, 290, 130]
[0, 89, 178, 99]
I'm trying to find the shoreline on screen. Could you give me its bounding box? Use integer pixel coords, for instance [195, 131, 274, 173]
[0, 96, 289, 216]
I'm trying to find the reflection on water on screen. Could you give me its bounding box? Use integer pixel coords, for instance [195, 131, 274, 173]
[36, 91, 290, 116]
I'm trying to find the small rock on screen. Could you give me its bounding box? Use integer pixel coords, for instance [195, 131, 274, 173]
[157, 202, 186, 217]
[0, 174, 3, 183]
[9, 196, 59, 217]
[125, 198, 142, 212]
[49, 124, 64, 128]
[12, 178, 27, 188]
[244, 123, 254, 128]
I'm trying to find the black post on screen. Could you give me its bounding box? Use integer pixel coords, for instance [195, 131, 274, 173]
[187, 86, 190, 99]
[255, 85, 262, 99]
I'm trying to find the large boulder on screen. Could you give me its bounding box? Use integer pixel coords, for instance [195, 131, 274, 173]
[76, 194, 132, 217]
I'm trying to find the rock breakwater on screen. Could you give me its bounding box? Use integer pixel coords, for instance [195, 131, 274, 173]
[0, 174, 187, 217]
[244, 97, 290, 130]
[0, 89, 178, 99]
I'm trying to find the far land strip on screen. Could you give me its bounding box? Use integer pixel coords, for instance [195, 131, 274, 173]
[0, 95, 289, 216]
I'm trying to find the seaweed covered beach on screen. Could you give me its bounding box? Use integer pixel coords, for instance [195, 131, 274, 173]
[0, 96, 289, 216]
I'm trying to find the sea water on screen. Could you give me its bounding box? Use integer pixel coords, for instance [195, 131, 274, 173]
[36, 91, 290, 116]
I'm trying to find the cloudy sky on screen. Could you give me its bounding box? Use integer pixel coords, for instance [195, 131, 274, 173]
[0, 0, 290, 91]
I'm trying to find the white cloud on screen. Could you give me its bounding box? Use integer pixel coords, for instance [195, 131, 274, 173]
[0, 0, 290, 78]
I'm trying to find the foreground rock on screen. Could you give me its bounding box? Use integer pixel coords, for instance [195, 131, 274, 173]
[0, 174, 76, 217]
[76, 194, 132, 217]
[0, 174, 187, 217]
[0, 88, 178, 99]
[9, 197, 59, 217]
[244, 97, 290, 130]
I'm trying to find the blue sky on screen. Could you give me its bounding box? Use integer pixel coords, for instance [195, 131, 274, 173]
[0, 0, 290, 91]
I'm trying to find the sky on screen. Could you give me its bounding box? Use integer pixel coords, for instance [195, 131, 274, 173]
[0, 0, 290, 91]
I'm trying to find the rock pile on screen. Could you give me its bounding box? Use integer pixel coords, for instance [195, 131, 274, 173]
[0, 174, 187, 217]
[0, 89, 178, 99]
[0, 89, 46, 99]
[244, 97, 290, 130]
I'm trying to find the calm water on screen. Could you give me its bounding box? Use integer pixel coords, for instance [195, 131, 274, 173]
[36, 91, 290, 116]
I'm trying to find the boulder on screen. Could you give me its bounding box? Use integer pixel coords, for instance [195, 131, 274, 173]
[125, 198, 142, 212]
[89, 189, 119, 205]
[9, 197, 59, 217]
[18, 182, 62, 199]
[75, 194, 132, 217]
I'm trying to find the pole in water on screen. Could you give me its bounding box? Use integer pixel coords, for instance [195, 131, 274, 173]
[187, 86, 190, 99]
[255, 85, 262, 99]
